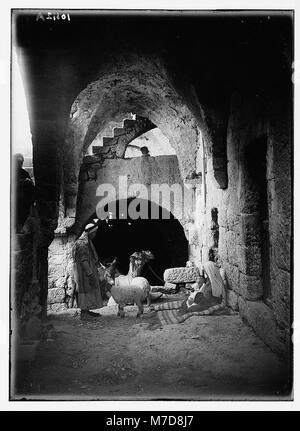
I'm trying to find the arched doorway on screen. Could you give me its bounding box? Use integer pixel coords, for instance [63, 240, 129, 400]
[62, 55, 206, 218]
[87, 198, 189, 285]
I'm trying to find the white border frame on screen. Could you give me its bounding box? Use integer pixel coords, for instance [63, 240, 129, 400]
[1, 0, 298, 412]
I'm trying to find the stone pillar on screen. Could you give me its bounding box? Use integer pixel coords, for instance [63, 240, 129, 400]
[11, 233, 33, 329]
[23, 54, 72, 314]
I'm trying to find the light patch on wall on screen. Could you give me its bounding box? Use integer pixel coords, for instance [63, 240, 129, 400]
[125, 128, 176, 158]
[11, 48, 32, 159]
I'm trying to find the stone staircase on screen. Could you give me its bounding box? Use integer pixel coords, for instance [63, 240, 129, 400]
[91, 116, 156, 159]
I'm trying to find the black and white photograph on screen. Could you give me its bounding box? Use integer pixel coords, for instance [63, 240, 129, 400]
[7, 5, 294, 404]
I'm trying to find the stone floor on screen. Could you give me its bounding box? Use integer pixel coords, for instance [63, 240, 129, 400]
[11, 300, 292, 401]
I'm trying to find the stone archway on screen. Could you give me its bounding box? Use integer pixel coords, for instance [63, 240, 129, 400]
[62, 54, 209, 219]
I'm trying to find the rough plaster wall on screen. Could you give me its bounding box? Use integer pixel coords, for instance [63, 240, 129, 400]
[63, 55, 204, 217]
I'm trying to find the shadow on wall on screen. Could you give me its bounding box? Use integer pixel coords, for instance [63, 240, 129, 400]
[244, 134, 271, 301]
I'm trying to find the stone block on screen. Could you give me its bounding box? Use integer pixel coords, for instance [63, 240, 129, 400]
[239, 273, 263, 300]
[237, 244, 262, 276]
[240, 213, 261, 246]
[51, 303, 68, 312]
[238, 297, 287, 356]
[239, 188, 261, 214]
[164, 282, 177, 290]
[49, 237, 68, 253]
[48, 276, 67, 290]
[47, 287, 65, 304]
[227, 289, 239, 311]
[218, 209, 227, 228]
[270, 268, 291, 329]
[223, 262, 240, 292]
[271, 267, 290, 303]
[163, 266, 200, 283]
[48, 253, 67, 266]
[272, 301, 290, 331]
[83, 154, 99, 164]
[227, 212, 240, 231]
[218, 228, 227, 261]
[270, 224, 291, 273]
[56, 277, 67, 289]
[226, 231, 237, 265]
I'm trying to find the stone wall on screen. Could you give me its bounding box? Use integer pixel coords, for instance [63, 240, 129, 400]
[74, 154, 193, 235]
[11, 233, 33, 322]
[193, 88, 291, 357]
[48, 234, 75, 312]
[11, 209, 45, 356]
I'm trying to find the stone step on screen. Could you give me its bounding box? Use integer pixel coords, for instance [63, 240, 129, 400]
[113, 127, 127, 137]
[102, 137, 115, 146]
[92, 146, 105, 155]
[83, 154, 101, 164]
[123, 119, 136, 129]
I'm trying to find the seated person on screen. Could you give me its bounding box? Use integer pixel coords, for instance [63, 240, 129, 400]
[180, 260, 226, 313]
[154, 260, 226, 316]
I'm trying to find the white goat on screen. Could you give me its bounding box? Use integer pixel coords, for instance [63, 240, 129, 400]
[106, 276, 151, 318]
[105, 251, 154, 312]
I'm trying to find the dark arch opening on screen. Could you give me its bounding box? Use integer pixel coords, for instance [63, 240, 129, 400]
[85, 198, 189, 285]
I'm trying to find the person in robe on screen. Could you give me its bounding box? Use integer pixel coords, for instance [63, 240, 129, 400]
[181, 260, 226, 314]
[152, 257, 227, 324]
[13, 153, 35, 233]
[72, 223, 104, 320]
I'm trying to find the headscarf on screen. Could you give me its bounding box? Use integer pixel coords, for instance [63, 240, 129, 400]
[73, 228, 99, 263]
[203, 261, 225, 298]
[85, 223, 98, 234]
